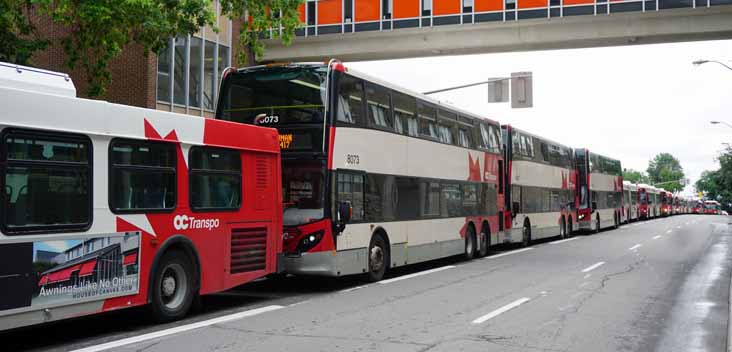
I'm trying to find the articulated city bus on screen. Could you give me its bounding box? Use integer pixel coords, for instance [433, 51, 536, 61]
[216, 61, 504, 281]
[575, 150, 623, 232]
[622, 181, 638, 223]
[704, 200, 721, 215]
[0, 63, 282, 330]
[502, 126, 575, 244]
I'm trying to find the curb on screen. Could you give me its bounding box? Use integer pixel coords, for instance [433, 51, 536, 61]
[729, 266, 732, 352]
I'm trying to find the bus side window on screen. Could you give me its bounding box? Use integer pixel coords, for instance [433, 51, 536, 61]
[1, 129, 92, 234]
[110, 139, 176, 213]
[189, 147, 241, 211]
[336, 74, 365, 126]
[364, 83, 393, 130]
[336, 172, 364, 222]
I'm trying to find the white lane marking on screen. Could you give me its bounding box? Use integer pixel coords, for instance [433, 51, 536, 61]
[378, 265, 454, 284]
[485, 247, 534, 259]
[629, 244, 642, 251]
[676, 226, 682, 229]
[581, 261, 605, 273]
[550, 237, 579, 245]
[653, 235, 662, 240]
[583, 274, 591, 279]
[288, 300, 310, 307]
[338, 285, 370, 293]
[70, 305, 285, 352]
[472, 297, 531, 324]
[666, 230, 673, 234]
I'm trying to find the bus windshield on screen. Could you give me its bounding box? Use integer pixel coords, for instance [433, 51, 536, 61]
[639, 191, 648, 204]
[282, 160, 326, 226]
[216, 66, 327, 126]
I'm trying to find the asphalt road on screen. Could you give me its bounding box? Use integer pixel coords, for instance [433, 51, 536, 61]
[4, 215, 731, 352]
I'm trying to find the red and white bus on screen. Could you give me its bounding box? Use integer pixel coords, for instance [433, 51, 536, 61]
[0, 63, 282, 331]
[501, 126, 576, 244]
[659, 190, 672, 216]
[574, 149, 623, 232]
[622, 181, 638, 223]
[216, 61, 504, 281]
[637, 184, 654, 219]
[704, 200, 721, 215]
[692, 199, 704, 214]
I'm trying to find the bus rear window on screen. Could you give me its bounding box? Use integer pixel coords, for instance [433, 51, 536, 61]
[2, 129, 91, 234]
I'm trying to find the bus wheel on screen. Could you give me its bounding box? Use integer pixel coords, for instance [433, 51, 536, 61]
[366, 234, 388, 282]
[151, 250, 195, 322]
[522, 221, 531, 247]
[614, 213, 620, 229]
[464, 226, 477, 260]
[595, 216, 601, 234]
[478, 226, 489, 258]
[567, 218, 574, 237]
[559, 217, 567, 239]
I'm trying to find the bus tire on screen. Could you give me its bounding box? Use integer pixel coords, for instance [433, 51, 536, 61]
[595, 215, 601, 234]
[150, 249, 195, 323]
[522, 220, 531, 247]
[366, 234, 389, 282]
[478, 224, 490, 258]
[614, 212, 620, 229]
[464, 226, 477, 260]
[559, 217, 567, 239]
[567, 218, 574, 237]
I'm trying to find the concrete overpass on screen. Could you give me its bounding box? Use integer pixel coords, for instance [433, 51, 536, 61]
[262, 2, 732, 62]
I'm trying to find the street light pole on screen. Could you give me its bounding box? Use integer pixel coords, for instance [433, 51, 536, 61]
[693, 59, 732, 72]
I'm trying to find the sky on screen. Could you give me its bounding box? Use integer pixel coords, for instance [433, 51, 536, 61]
[348, 39, 732, 196]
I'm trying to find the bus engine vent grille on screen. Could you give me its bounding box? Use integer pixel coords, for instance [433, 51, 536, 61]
[230, 227, 267, 274]
[255, 157, 268, 190]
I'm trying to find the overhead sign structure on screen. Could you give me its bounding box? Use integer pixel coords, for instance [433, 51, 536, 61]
[487, 78, 509, 103]
[511, 72, 533, 109]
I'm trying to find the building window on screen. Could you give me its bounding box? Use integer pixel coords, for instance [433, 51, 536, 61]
[506, 0, 516, 10]
[189, 147, 241, 210]
[109, 139, 176, 213]
[307, 1, 316, 26]
[189, 36, 203, 108]
[173, 36, 187, 106]
[463, 0, 474, 12]
[344, 0, 353, 22]
[423, 0, 432, 15]
[157, 42, 171, 103]
[203, 40, 216, 110]
[382, 0, 392, 18]
[1, 129, 92, 234]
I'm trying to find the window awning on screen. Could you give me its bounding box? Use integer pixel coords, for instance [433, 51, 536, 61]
[123, 252, 138, 266]
[38, 275, 49, 286]
[47, 264, 80, 283]
[79, 260, 97, 276]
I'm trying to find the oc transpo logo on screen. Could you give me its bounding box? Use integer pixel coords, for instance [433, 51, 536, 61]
[173, 215, 220, 231]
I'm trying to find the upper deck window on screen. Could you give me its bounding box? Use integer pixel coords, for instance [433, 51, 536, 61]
[217, 66, 326, 126]
[1, 129, 92, 234]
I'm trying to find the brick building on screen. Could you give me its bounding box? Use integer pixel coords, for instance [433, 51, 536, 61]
[31, 1, 238, 118]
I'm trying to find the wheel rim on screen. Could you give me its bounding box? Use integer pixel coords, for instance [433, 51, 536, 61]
[561, 221, 566, 238]
[160, 263, 187, 310]
[370, 244, 384, 274]
[466, 233, 474, 255]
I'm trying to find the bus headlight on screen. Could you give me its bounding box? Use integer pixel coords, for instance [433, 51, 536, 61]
[578, 214, 585, 220]
[296, 231, 325, 253]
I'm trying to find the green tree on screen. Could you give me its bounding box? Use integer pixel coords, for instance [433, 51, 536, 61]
[647, 153, 685, 192]
[0, 0, 48, 64]
[698, 145, 732, 211]
[622, 168, 650, 184]
[220, 0, 304, 66]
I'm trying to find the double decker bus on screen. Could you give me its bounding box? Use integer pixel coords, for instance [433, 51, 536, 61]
[704, 200, 721, 215]
[216, 61, 504, 281]
[622, 181, 638, 223]
[0, 63, 282, 330]
[575, 150, 623, 232]
[502, 126, 575, 245]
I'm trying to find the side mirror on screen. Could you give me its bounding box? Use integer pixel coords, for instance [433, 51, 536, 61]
[338, 201, 352, 224]
[512, 201, 520, 216]
[591, 201, 598, 211]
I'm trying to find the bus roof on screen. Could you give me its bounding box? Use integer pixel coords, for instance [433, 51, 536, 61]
[1, 63, 279, 154]
[0, 62, 76, 97]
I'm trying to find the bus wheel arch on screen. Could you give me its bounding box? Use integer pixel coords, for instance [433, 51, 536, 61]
[147, 235, 201, 320]
[366, 229, 390, 282]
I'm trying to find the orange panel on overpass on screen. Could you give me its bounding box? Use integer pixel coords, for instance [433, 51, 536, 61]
[318, 0, 342, 25]
[519, 0, 548, 8]
[355, 0, 380, 22]
[475, 0, 503, 12]
[394, 0, 420, 18]
[298, 4, 305, 22]
[564, 0, 594, 5]
[434, 0, 461, 15]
